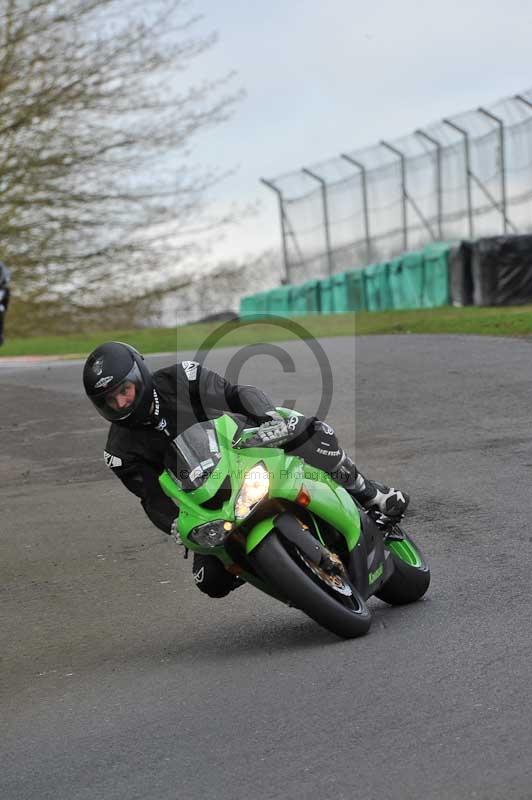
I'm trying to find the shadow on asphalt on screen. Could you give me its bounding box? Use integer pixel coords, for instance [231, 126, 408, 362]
[77, 596, 436, 676]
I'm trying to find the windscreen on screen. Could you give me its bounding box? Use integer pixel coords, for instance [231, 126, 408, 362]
[167, 420, 221, 492]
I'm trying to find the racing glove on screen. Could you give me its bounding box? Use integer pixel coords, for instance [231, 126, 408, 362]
[248, 411, 292, 447]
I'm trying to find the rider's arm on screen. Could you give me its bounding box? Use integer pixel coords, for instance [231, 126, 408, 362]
[181, 360, 277, 423]
[105, 453, 177, 534]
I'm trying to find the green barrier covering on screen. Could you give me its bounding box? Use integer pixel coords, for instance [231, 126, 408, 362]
[290, 285, 307, 317]
[289, 284, 305, 316]
[238, 290, 271, 317]
[290, 279, 321, 316]
[330, 270, 366, 313]
[240, 291, 270, 317]
[389, 251, 425, 310]
[305, 279, 321, 314]
[240, 241, 452, 320]
[266, 285, 292, 316]
[239, 294, 257, 317]
[364, 262, 392, 311]
[422, 242, 451, 307]
[319, 277, 334, 314]
[331, 273, 350, 313]
[253, 291, 270, 316]
[347, 269, 367, 311]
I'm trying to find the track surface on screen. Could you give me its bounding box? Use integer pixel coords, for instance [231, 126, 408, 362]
[2, 335, 532, 800]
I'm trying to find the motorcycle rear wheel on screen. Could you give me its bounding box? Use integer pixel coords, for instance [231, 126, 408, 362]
[251, 531, 371, 639]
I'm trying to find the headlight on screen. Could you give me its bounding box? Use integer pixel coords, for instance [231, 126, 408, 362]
[235, 462, 270, 520]
[189, 520, 232, 548]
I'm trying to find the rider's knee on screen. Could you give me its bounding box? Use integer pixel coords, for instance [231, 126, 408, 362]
[285, 415, 341, 464]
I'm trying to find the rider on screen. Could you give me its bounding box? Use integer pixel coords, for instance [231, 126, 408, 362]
[83, 342, 409, 598]
[0, 261, 11, 347]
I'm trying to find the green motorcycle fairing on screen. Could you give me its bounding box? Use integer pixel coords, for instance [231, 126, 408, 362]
[158, 412, 362, 566]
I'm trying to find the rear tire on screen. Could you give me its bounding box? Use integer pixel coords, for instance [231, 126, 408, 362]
[251, 531, 372, 639]
[375, 531, 430, 606]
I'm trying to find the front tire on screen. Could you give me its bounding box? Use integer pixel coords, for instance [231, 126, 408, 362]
[375, 530, 430, 605]
[251, 531, 372, 639]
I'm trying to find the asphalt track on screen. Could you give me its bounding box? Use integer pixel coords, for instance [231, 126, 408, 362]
[1, 334, 532, 800]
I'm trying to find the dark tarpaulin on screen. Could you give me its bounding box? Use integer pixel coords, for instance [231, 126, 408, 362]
[449, 240, 473, 306]
[472, 235, 532, 306]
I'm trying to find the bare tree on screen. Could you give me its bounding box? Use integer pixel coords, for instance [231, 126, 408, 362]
[0, 0, 241, 334]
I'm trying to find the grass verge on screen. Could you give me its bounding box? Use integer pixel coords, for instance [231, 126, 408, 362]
[2, 305, 532, 357]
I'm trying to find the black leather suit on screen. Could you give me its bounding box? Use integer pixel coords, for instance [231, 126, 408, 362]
[104, 360, 348, 596]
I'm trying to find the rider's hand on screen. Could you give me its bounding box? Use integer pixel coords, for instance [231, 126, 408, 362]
[252, 411, 291, 446]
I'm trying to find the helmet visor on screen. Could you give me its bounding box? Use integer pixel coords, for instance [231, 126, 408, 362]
[91, 362, 147, 422]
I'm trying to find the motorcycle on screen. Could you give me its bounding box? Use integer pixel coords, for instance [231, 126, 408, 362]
[159, 409, 430, 639]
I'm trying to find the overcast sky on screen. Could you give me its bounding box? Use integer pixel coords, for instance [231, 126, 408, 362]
[186, 0, 532, 266]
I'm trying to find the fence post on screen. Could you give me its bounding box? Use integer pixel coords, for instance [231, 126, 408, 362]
[477, 107, 507, 234]
[443, 118, 473, 239]
[340, 153, 371, 264]
[415, 129, 443, 239]
[260, 178, 290, 284]
[302, 167, 333, 277]
[380, 140, 408, 251]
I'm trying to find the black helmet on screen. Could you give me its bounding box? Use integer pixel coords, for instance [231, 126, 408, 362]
[83, 341, 154, 426]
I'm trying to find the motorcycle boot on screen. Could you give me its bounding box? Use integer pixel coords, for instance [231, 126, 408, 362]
[331, 453, 409, 520]
[192, 552, 244, 598]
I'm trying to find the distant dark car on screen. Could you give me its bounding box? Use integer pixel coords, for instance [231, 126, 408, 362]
[0, 261, 11, 347]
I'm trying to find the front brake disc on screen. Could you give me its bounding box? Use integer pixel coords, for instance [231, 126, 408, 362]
[296, 550, 353, 597]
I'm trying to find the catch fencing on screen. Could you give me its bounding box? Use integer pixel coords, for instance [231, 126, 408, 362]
[262, 90, 532, 285]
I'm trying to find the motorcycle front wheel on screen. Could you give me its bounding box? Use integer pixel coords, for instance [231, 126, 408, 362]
[375, 529, 430, 606]
[251, 531, 371, 639]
